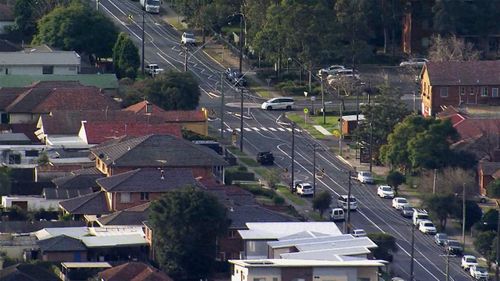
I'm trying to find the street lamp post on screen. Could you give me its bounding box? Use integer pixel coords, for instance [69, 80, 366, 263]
[141, 10, 145, 75]
[345, 170, 352, 234]
[238, 11, 243, 74]
[321, 76, 326, 124]
[239, 88, 244, 152]
[462, 183, 466, 246]
[220, 72, 224, 139]
[496, 200, 500, 281]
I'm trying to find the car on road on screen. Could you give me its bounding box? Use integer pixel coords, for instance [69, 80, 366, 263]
[330, 208, 345, 221]
[434, 233, 448, 246]
[318, 65, 345, 76]
[337, 195, 358, 211]
[399, 58, 428, 67]
[145, 63, 164, 77]
[357, 171, 374, 184]
[296, 182, 314, 196]
[470, 265, 489, 280]
[327, 69, 360, 84]
[256, 151, 274, 165]
[412, 209, 429, 226]
[401, 206, 414, 218]
[461, 255, 478, 270]
[377, 185, 395, 198]
[418, 220, 437, 235]
[392, 197, 409, 210]
[445, 239, 463, 255]
[224, 68, 247, 87]
[352, 229, 367, 237]
[261, 97, 295, 110]
[181, 32, 196, 45]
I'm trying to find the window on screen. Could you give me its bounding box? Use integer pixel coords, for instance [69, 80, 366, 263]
[481, 87, 488, 97]
[460, 87, 465, 95]
[8, 154, 21, 164]
[470, 87, 475, 95]
[140, 192, 149, 201]
[439, 87, 448, 98]
[493, 88, 499, 97]
[120, 192, 131, 203]
[25, 150, 39, 157]
[42, 65, 54, 74]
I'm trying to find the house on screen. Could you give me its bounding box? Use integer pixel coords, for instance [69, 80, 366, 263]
[37, 234, 87, 262]
[0, 263, 59, 281]
[124, 100, 209, 136]
[478, 161, 500, 196]
[340, 115, 365, 136]
[0, 74, 118, 91]
[1, 195, 60, 211]
[60, 262, 112, 281]
[96, 202, 150, 227]
[420, 60, 500, 117]
[0, 4, 14, 35]
[98, 262, 173, 281]
[0, 51, 81, 75]
[230, 258, 385, 281]
[89, 134, 227, 179]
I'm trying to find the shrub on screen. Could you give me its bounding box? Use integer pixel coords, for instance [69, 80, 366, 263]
[224, 166, 255, 184]
[273, 196, 285, 205]
[487, 179, 500, 198]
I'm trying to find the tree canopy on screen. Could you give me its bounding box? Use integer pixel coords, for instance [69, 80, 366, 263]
[113, 33, 140, 80]
[313, 191, 332, 217]
[367, 232, 398, 262]
[149, 188, 229, 280]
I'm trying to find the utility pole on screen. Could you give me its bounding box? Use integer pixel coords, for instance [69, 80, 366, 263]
[183, 46, 188, 72]
[238, 6, 243, 74]
[432, 169, 437, 194]
[321, 76, 325, 124]
[291, 122, 296, 191]
[355, 88, 359, 160]
[220, 72, 224, 139]
[239, 88, 244, 152]
[462, 183, 466, 246]
[346, 170, 352, 234]
[496, 199, 500, 281]
[339, 99, 343, 156]
[312, 144, 317, 198]
[141, 10, 145, 75]
[410, 224, 415, 281]
[369, 121, 373, 172]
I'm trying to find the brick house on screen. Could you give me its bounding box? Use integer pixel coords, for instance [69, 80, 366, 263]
[420, 60, 500, 117]
[98, 262, 172, 281]
[478, 161, 500, 196]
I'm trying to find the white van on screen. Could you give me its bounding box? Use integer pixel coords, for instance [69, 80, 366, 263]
[337, 195, 358, 211]
[412, 209, 429, 226]
[330, 208, 345, 221]
[261, 97, 294, 110]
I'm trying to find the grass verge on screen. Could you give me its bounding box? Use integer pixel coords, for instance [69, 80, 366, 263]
[277, 185, 306, 206]
[286, 113, 339, 139]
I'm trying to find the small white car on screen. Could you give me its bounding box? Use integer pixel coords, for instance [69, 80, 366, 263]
[470, 265, 489, 280]
[145, 63, 164, 77]
[392, 197, 409, 210]
[330, 208, 345, 221]
[377, 185, 395, 198]
[296, 182, 314, 196]
[461, 255, 478, 271]
[318, 65, 345, 76]
[352, 229, 366, 237]
[181, 32, 196, 45]
[418, 220, 437, 235]
[357, 171, 374, 184]
[261, 97, 294, 110]
[337, 195, 357, 211]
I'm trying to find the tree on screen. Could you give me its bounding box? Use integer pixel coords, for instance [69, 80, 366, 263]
[487, 180, 500, 199]
[367, 232, 398, 262]
[474, 209, 498, 232]
[423, 194, 455, 230]
[0, 167, 11, 196]
[474, 231, 496, 263]
[451, 200, 482, 230]
[113, 33, 140, 79]
[428, 34, 480, 62]
[417, 167, 475, 195]
[149, 188, 229, 280]
[37, 152, 50, 165]
[32, 2, 118, 58]
[263, 169, 280, 189]
[313, 191, 332, 217]
[386, 170, 405, 196]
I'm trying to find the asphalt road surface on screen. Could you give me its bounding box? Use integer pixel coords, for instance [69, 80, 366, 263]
[96, 1, 469, 280]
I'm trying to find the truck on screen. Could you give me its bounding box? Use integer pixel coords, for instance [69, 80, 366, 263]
[140, 0, 161, 14]
[145, 64, 164, 77]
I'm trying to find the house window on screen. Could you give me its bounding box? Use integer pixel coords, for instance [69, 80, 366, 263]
[68, 66, 76, 71]
[25, 150, 39, 157]
[460, 87, 465, 95]
[470, 87, 475, 95]
[120, 192, 131, 203]
[42, 65, 54, 74]
[8, 154, 21, 164]
[439, 87, 448, 98]
[146, 103, 153, 114]
[493, 88, 499, 97]
[140, 192, 149, 201]
[481, 87, 488, 97]
[254, 278, 266, 281]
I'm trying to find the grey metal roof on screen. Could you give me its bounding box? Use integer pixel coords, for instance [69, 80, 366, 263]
[0, 51, 81, 66]
[37, 234, 86, 252]
[268, 234, 356, 248]
[295, 237, 377, 252]
[280, 248, 371, 260]
[97, 204, 150, 226]
[43, 187, 94, 200]
[59, 191, 111, 215]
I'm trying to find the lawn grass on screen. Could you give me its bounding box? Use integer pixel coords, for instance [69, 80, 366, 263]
[238, 157, 259, 167]
[227, 146, 245, 157]
[309, 212, 328, 222]
[277, 185, 306, 206]
[286, 113, 339, 139]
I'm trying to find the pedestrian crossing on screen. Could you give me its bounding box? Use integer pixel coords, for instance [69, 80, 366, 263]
[219, 127, 301, 133]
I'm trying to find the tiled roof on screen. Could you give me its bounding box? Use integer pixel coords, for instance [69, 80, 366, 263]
[480, 161, 500, 176]
[82, 121, 182, 144]
[0, 88, 25, 110]
[98, 262, 173, 281]
[0, 264, 59, 281]
[0, 74, 118, 89]
[454, 118, 500, 141]
[51, 173, 103, 190]
[97, 203, 151, 226]
[124, 101, 207, 122]
[43, 187, 94, 200]
[91, 134, 227, 167]
[0, 221, 85, 233]
[425, 60, 500, 86]
[10, 123, 40, 143]
[37, 234, 86, 252]
[71, 167, 102, 175]
[96, 168, 197, 192]
[59, 191, 111, 215]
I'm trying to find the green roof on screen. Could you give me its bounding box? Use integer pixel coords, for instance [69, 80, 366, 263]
[0, 74, 118, 89]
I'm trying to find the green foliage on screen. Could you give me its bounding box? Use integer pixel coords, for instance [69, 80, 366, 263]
[0, 167, 11, 196]
[474, 231, 496, 263]
[423, 194, 455, 230]
[386, 170, 405, 196]
[37, 152, 50, 165]
[181, 129, 216, 141]
[238, 184, 275, 199]
[32, 2, 118, 58]
[273, 196, 285, 205]
[312, 191, 332, 217]
[14, 0, 35, 36]
[150, 188, 228, 280]
[487, 180, 500, 198]
[3, 206, 29, 221]
[263, 169, 281, 189]
[450, 200, 482, 230]
[113, 33, 140, 79]
[367, 232, 398, 262]
[224, 167, 255, 185]
[474, 209, 498, 232]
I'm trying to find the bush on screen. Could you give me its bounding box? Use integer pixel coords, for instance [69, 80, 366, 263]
[367, 232, 398, 262]
[224, 166, 255, 184]
[273, 196, 285, 205]
[239, 184, 275, 199]
[313, 191, 332, 217]
[487, 179, 500, 198]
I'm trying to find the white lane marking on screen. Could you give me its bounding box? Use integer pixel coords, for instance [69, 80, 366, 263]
[286, 128, 292, 132]
[243, 128, 252, 132]
[234, 128, 241, 132]
[252, 127, 260, 131]
[277, 128, 286, 132]
[269, 127, 277, 131]
[260, 127, 269, 131]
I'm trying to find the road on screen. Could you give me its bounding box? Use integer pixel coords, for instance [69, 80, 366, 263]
[96, 1, 469, 280]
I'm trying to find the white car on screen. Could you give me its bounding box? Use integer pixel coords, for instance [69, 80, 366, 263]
[330, 208, 345, 221]
[470, 265, 489, 280]
[327, 69, 360, 84]
[337, 195, 357, 210]
[377, 185, 395, 198]
[418, 220, 437, 235]
[352, 229, 366, 237]
[261, 97, 294, 110]
[145, 63, 164, 77]
[461, 255, 478, 271]
[399, 58, 428, 67]
[318, 65, 345, 76]
[357, 171, 374, 184]
[296, 182, 314, 196]
[181, 32, 196, 45]
[392, 197, 409, 209]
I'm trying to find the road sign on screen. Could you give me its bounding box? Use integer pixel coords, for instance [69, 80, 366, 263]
[303, 108, 309, 114]
[311, 96, 316, 101]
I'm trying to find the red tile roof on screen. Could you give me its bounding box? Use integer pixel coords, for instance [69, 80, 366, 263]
[98, 262, 172, 281]
[124, 101, 207, 122]
[82, 121, 182, 144]
[424, 60, 500, 86]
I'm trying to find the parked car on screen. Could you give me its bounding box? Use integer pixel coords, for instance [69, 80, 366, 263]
[461, 255, 478, 270]
[377, 185, 395, 198]
[357, 171, 374, 184]
[445, 239, 463, 255]
[225, 68, 247, 86]
[399, 58, 428, 67]
[256, 152, 274, 165]
[318, 65, 345, 76]
[330, 208, 345, 221]
[352, 229, 367, 237]
[261, 97, 295, 110]
[181, 32, 196, 45]
[401, 206, 414, 218]
[470, 265, 489, 280]
[145, 63, 164, 77]
[327, 69, 360, 84]
[413, 209, 429, 226]
[337, 195, 358, 210]
[434, 233, 448, 246]
[392, 197, 409, 210]
[418, 220, 437, 235]
[296, 182, 314, 196]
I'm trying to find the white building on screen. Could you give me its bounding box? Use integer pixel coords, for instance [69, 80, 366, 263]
[1, 195, 60, 211]
[0, 51, 81, 75]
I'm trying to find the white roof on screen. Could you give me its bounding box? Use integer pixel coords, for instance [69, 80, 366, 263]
[341, 115, 365, 122]
[62, 262, 112, 269]
[230, 258, 386, 268]
[0, 51, 81, 65]
[239, 222, 341, 240]
[46, 136, 88, 147]
[280, 248, 371, 260]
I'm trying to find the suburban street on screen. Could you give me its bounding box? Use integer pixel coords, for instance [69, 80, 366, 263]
[96, 1, 469, 280]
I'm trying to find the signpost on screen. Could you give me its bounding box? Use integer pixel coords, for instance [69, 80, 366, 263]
[303, 108, 309, 123]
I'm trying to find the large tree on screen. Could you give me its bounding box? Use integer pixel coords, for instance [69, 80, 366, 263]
[32, 2, 118, 58]
[367, 232, 398, 262]
[149, 188, 228, 280]
[428, 34, 480, 62]
[113, 33, 140, 80]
